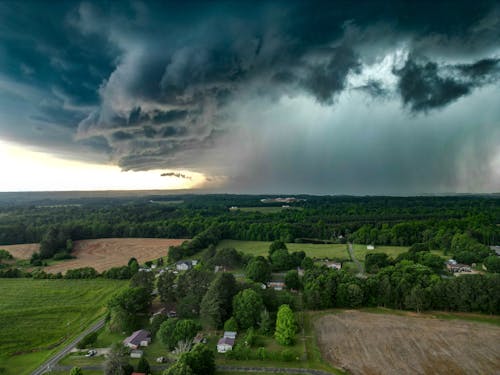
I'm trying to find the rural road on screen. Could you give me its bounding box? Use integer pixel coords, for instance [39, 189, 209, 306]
[31, 318, 105, 375]
[348, 243, 364, 276]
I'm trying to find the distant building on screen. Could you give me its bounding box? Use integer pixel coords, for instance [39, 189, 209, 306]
[325, 261, 342, 270]
[490, 246, 500, 256]
[217, 337, 235, 353]
[229, 206, 239, 211]
[123, 330, 151, 349]
[446, 263, 472, 273]
[367, 245, 375, 250]
[214, 265, 227, 273]
[130, 350, 144, 358]
[224, 331, 237, 339]
[176, 261, 193, 271]
[267, 281, 285, 291]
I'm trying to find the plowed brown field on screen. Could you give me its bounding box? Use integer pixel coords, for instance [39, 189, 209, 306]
[1, 238, 186, 273]
[315, 310, 500, 375]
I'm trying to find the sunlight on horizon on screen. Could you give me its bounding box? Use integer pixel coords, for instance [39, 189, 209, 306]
[0, 141, 205, 191]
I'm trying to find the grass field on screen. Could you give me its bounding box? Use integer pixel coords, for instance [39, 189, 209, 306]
[217, 240, 350, 260]
[0, 279, 127, 375]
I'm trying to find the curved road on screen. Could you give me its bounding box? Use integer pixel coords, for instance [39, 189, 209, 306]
[31, 319, 105, 375]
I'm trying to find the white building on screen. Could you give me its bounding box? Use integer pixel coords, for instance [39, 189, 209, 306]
[367, 245, 375, 250]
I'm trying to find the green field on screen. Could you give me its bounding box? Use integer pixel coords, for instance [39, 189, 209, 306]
[217, 240, 350, 260]
[0, 279, 127, 375]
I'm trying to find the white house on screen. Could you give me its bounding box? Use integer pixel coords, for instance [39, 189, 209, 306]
[367, 245, 375, 250]
[176, 261, 192, 271]
[326, 261, 342, 270]
[217, 337, 235, 353]
[224, 331, 237, 339]
[123, 330, 151, 349]
[130, 350, 143, 358]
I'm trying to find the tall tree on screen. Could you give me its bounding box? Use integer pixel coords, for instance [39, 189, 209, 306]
[200, 273, 237, 328]
[275, 304, 297, 346]
[233, 289, 264, 329]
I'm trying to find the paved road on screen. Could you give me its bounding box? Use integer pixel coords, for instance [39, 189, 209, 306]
[348, 243, 364, 276]
[31, 319, 105, 375]
[54, 364, 335, 374]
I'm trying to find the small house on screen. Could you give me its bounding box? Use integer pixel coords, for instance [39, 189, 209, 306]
[130, 350, 143, 358]
[123, 330, 151, 349]
[446, 263, 472, 273]
[267, 281, 285, 291]
[224, 331, 237, 339]
[326, 261, 342, 270]
[176, 261, 192, 271]
[217, 337, 235, 353]
[367, 245, 375, 250]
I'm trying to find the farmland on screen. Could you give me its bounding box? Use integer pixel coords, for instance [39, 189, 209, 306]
[1, 238, 186, 273]
[0, 279, 127, 375]
[217, 240, 350, 260]
[216, 240, 417, 262]
[315, 310, 500, 375]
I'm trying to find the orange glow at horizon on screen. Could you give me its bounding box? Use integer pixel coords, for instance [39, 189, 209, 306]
[0, 141, 205, 191]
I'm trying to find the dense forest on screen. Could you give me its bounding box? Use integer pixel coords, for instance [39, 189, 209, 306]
[0, 194, 498, 249]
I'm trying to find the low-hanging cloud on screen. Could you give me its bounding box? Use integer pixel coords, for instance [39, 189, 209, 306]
[0, 1, 499, 193]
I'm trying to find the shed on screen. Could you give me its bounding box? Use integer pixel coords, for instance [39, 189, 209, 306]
[217, 337, 235, 353]
[130, 350, 143, 358]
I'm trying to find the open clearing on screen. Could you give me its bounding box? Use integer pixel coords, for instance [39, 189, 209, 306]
[217, 239, 350, 259]
[44, 238, 186, 273]
[1, 238, 186, 272]
[315, 310, 500, 375]
[0, 243, 40, 259]
[0, 279, 127, 375]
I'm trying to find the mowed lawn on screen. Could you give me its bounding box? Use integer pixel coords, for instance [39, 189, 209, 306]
[0, 279, 127, 375]
[217, 240, 350, 260]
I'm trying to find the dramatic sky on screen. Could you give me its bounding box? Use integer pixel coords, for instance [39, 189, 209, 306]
[1, 0, 499, 193]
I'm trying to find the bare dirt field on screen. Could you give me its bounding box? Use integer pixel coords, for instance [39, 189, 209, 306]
[44, 238, 186, 273]
[1, 238, 186, 273]
[315, 310, 500, 375]
[0, 243, 39, 260]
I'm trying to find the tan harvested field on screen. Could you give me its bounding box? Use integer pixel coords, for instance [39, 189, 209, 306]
[315, 311, 500, 375]
[43, 238, 186, 273]
[0, 243, 39, 259]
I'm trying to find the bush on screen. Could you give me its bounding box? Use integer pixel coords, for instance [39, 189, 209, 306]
[281, 348, 299, 362]
[77, 331, 98, 349]
[53, 252, 75, 261]
[223, 317, 238, 332]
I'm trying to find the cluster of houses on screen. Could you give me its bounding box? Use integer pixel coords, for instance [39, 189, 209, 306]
[175, 259, 198, 271]
[217, 331, 237, 353]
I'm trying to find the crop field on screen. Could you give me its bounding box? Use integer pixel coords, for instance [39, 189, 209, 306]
[0, 243, 39, 260]
[44, 238, 186, 273]
[0, 279, 127, 375]
[217, 240, 350, 260]
[315, 310, 500, 375]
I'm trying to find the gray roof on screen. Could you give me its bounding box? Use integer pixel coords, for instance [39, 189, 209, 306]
[123, 330, 150, 346]
[218, 337, 235, 346]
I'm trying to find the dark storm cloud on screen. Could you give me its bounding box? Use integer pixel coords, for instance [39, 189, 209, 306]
[1, 0, 500, 192]
[161, 172, 192, 180]
[395, 57, 500, 112]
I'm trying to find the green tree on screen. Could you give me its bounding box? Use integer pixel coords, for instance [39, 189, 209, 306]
[158, 271, 177, 304]
[158, 319, 200, 350]
[245, 256, 271, 283]
[275, 304, 296, 346]
[200, 273, 237, 328]
[285, 270, 300, 290]
[163, 361, 194, 375]
[69, 367, 83, 375]
[128, 258, 139, 275]
[223, 317, 238, 332]
[130, 271, 155, 295]
[182, 344, 215, 375]
[104, 343, 131, 375]
[136, 357, 151, 373]
[108, 287, 151, 333]
[270, 248, 292, 271]
[484, 256, 500, 273]
[269, 240, 287, 256]
[233, 289, 264, 329]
